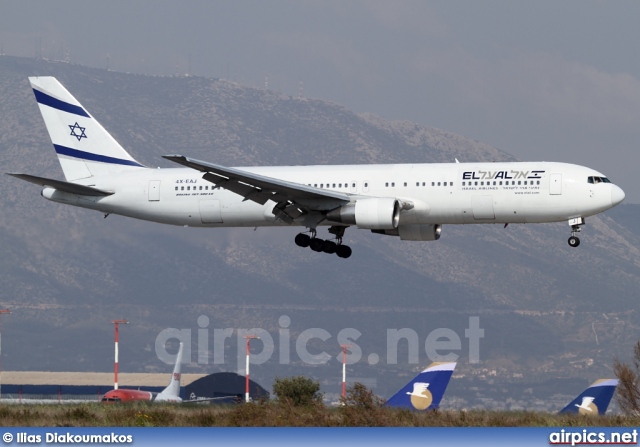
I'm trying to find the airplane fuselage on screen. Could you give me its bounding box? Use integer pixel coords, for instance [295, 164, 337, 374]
[43, 161, 623, 228]
[19, 76, 626, 257]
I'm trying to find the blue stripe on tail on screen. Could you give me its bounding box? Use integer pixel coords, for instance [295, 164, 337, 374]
[33, 89, 90, 118]
[54, 145, 144, 167]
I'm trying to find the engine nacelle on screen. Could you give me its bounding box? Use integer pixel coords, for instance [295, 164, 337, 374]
[327, 197, 400, 230]
[372, 224, 442, 241]
[398, 224, 441, 241]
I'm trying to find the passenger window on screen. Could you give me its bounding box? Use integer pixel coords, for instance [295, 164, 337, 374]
[422, 182, 425, 186]
[404, 182, 407, 187]
[438, 182, 441, 186]
[181, 186, 184, 190]
[385, 182, 389, 187]
[416, 182, 419, 187]
[391, 182, 395, 187]
[524, 181, 527, 185]
[475, 182, 478, 186]
[493, 181, 496, 186]
[175, 186, 178, 191]
[431, 182, 435, 186]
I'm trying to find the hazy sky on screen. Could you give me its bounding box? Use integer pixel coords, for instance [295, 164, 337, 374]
[2, 0, 639, 202]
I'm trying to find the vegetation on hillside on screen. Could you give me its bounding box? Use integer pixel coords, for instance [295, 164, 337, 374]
[614, 341, 640, 416]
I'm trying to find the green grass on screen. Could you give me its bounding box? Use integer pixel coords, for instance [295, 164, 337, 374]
[0, 402, 638, 427]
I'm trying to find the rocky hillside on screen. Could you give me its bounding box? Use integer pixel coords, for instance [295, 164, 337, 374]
[1, 56, 638, 409]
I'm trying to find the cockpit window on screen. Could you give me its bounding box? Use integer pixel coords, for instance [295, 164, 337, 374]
[588, 176, 611, 184]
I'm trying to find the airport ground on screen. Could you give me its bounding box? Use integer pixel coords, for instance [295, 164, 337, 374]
[0, 403, 638, 427]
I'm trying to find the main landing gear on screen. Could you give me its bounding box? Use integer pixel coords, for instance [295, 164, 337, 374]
[294, 226, 352, 258]
[567, 217, 584, 248]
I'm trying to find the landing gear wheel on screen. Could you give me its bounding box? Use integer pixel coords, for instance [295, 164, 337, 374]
[322, 240, 337, 254]
[568, 236, 580, 247]
[309, 238, 324, 252]
[295, 233, 311, 247]
[336, 245, 352, 259]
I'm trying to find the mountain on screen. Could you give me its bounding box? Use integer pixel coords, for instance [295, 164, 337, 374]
[1, 55, 639, 410]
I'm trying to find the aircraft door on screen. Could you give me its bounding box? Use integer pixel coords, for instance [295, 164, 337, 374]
[549, 173, 562, 195]
[471, 196, 495, 220]
[199, 200, 223, 223]
[148, 180, 161, 201]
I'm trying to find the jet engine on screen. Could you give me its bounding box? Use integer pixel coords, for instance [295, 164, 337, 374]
[326, 198, 400, 230]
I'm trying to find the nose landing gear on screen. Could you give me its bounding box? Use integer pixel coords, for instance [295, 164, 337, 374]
[294, 226, 352, 258]
[567, 217, 584, 248]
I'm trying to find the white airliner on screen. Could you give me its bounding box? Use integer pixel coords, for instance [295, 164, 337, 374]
[9, 77, 625, 258]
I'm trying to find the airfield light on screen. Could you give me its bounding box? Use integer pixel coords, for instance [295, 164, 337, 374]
[0, 309, 10, 399]
[111, 319, 128, 390]
[340, 344, 351, 399]
[244, 335, 259, 403]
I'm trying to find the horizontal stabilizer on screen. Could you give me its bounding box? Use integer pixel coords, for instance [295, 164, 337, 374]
[6, 173, 113, 196]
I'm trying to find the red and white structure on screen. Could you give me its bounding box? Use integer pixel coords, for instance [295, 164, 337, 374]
[111, 319, 128, 390]
[340, 344, 350, 399]
[244, 335, 259, 403]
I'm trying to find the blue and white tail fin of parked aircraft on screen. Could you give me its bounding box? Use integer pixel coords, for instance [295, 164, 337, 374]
[559, 379, 618, 415]
[385, 362, 456, 410]
[28, 76, 145, 181]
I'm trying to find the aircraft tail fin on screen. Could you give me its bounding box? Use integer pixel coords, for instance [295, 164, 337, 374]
[385, 362, 456, 410]
[29, 76, 145, 181]
[156, 343, 183, 401]
[559, 378, 618, 415]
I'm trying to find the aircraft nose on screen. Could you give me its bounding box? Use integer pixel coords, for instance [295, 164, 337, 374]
[611, 185, 625, 206]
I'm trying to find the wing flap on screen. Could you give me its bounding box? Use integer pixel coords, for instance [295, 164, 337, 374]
[7, 173, 114, 196]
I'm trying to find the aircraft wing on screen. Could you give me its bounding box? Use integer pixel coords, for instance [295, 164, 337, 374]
[6, 173, 114, 196]
[163, 155, 350, 223]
